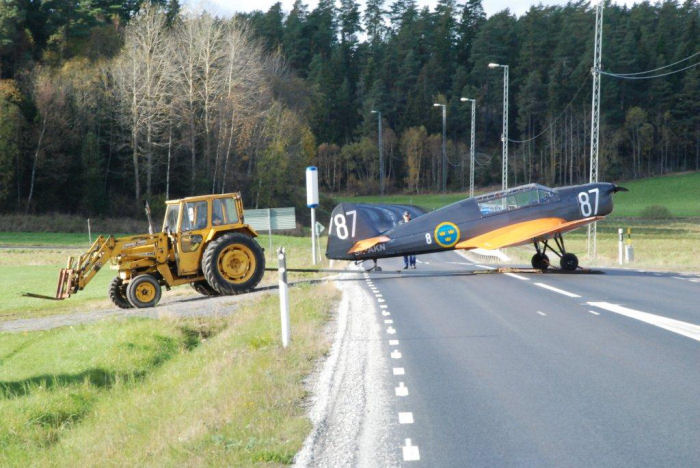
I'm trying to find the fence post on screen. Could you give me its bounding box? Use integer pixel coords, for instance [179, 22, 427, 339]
[278, 247, 290, 348]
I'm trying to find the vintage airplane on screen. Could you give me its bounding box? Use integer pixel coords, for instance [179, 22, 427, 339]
[325, 182, 627, 271]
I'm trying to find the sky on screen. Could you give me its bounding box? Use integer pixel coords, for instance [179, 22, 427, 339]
[189, 0, 643, 19]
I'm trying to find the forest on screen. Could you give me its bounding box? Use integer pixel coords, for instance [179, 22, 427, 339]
[0, 0, 697, 216]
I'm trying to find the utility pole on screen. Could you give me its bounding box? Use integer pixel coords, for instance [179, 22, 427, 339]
[461, 97, 476, 198]
[371, 110, 384, 195]
[588, 0, 604, 260]
[433, 103, 447, 192]
[489, 63, 509, 190]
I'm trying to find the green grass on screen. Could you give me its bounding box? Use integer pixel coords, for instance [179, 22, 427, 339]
[0, 232, 128, 247]
[606, 172, 700, 218]
[334, 171, 700, 218]
[0, 283, 338, 465]
[0, 233, 329, 322]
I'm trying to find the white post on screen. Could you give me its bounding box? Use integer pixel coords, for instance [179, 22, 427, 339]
[306, 166, 319, 265]
[278, 247, 290, 348]
[87, 218, 92, 244]
[618, 228, 624, 265]
[268, 208, 273, 261]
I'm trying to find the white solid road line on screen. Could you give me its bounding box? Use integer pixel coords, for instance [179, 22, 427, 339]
[402, 439, 420, 461]
[588, 301, 700, 342]
[398, 412, 414, 424]
[504, 272, 529, 281]
[534, 282, 582, 298]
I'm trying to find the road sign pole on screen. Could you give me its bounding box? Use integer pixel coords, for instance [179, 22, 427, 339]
[278, 247, 290, 348]
[311, 207, 317, 265]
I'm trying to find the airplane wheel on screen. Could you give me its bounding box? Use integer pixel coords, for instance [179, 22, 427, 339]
[109, 277, 132, 309]
[531, 253, 550, 271]
[126, 274, 162, 308]
[560, 253, 579, 271]
[375, 266, 382, 272]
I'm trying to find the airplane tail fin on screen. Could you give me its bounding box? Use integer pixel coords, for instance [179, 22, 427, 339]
[325, 203, 425, 260]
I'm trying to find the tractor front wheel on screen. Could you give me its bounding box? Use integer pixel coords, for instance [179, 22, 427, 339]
[109, 277, 132, 309]
[126, 274, 162, 308]
[202, 233, 265, 295]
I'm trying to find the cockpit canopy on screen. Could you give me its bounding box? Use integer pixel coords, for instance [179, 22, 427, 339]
[476, 184, 558, 216]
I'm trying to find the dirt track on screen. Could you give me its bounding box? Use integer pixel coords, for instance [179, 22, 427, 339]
[1, 289, 274, 333]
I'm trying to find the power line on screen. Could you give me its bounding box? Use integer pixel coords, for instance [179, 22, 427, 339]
[508, 75, 591, 144]
[605, 51, 699, 76]
[599, 61, 699, 80]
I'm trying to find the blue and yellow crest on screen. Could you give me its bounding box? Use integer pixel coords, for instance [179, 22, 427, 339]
[434, 222, 460, 248]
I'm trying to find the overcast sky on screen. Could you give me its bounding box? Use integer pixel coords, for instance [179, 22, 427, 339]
[189, 0, 643, 19]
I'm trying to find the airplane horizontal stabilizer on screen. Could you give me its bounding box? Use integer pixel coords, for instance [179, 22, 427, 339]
[326, 203, 425, 260]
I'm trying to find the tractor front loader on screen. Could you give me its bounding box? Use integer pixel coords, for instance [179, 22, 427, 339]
[29, 193, 266, 309]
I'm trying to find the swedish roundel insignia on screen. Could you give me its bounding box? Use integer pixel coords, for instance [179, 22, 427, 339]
[434, 222, 460, 248]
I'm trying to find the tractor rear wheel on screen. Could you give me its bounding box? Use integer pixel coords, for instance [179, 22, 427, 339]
[126, 274, 162, 308]
[202, 233, 265, 295]
[109, 276, 132, 309]
[191, 280, 219, 296]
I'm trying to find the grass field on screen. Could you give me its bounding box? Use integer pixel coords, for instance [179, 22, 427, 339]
[0, 234, 328, 322]
[0, 282, 338, 466]
[334, 171, 700, 218]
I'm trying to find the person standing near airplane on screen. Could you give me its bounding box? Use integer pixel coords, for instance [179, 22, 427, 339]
[401, 211, 417, 269]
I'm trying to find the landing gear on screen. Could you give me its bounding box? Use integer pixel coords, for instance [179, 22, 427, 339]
[533, 233, 579, 272]
[358, 259, 382, 272]
[531, 253, 550, 271]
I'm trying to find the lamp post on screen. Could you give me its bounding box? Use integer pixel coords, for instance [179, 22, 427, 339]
[370, 110, 384, 195]
[433, 103, 447, 192]
[488, 62, 509, 190]
[460, 97, 476, 198]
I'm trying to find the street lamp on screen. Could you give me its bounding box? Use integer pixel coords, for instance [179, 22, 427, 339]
[370, 110, 384, 195]
[488, 62, 509, 190]
[433, 103, 447, 192]
[460, 97, 476, 198]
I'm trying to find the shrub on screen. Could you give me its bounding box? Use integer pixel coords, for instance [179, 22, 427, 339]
[639, 205, 672, 219]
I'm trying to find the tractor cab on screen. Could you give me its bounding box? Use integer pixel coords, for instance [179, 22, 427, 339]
[162, 193, 250, 276]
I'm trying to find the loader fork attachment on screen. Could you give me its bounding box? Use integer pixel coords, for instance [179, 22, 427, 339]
[56, 257, 77, 299]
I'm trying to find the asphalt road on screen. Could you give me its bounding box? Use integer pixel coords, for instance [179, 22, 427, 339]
[362, 251, 700, 466]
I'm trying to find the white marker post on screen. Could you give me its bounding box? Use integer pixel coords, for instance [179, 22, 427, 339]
[278, 247, 290, 348]
[306, 166, 319, 264]
[618, 228, 624, 265]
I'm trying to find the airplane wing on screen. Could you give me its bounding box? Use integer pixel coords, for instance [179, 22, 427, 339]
[455, 216, 604, 250]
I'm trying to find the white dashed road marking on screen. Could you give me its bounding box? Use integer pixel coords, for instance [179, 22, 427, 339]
[393, 367, 405, 375]
[588, 301, 700, 342]
[588, 310, 600, 316]
[476, 264, 496, 270]
[386, 326, 396, 335]
[389, 339, 399, 345]
[534, 282, 581, 298]
[398, 412, 414, 424]
[536, 311, 547, 316]
[384, 319, 393, 324]
[391, 350, 402, 359]
[395, 382, 409, 396]
[402, 439, 420, 461]
[382, 311, 391, 316]
[504, 272, 529, 281]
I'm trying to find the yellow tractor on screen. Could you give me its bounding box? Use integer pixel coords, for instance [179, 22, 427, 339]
[51, 193, 265, 308]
